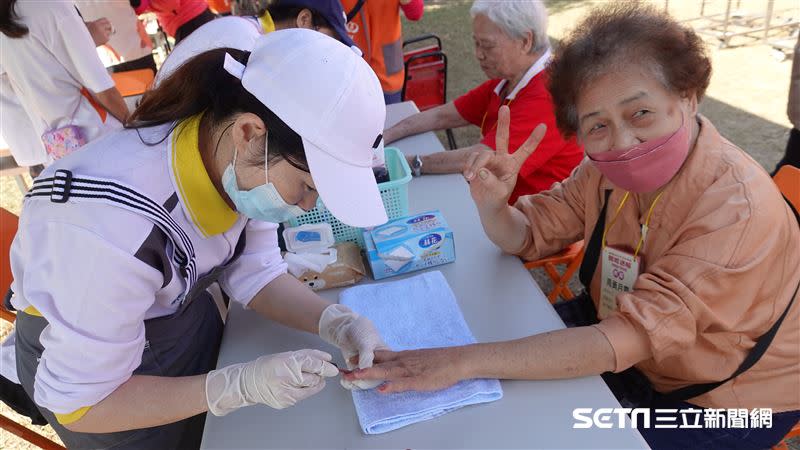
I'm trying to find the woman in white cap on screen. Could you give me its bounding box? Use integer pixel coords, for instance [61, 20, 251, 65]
[9, 29, 387, 449]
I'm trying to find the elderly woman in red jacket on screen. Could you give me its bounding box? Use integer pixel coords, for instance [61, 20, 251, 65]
[383, 0, 582, 204]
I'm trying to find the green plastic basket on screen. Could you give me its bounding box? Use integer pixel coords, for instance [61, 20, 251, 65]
[286, 147, 412, 248]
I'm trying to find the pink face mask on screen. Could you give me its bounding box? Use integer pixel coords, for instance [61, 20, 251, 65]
[587, 116, 692, 193]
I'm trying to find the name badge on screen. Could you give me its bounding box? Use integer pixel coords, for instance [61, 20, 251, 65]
[598, 246, 640, 319]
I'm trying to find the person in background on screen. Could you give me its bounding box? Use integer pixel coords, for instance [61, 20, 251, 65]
[75, 1, 157, 73]
[383, 0, 582, 204]
[155, 0, 355, 84]
[346, 5, 800, 449]
[341, 0, 423, 104]
[261, 0, 353, 40]
[132, 0, 215, 43]
[773, 35, 800, 174]
[0, 0, 129, 170]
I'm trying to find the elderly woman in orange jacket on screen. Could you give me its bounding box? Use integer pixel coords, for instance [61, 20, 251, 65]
[345, 5, 800, 449]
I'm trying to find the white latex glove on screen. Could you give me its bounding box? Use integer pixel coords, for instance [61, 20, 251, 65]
[318, 304, 387, 390]
[205, 349, 338, 416]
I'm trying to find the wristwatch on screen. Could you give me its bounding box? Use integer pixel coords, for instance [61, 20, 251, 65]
[411, 154, 423, 177]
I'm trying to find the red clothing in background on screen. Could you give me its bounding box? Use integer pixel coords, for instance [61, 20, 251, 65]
[134, 0, 209, 37]
[455, 67, 583, 204]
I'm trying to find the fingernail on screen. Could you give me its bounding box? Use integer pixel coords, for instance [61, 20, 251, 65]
[479, 169, 489, 180]
[377, 385, 387, 392]
[465, 171, 473, 180]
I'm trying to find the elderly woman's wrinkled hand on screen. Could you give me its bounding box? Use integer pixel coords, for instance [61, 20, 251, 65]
[343, 347, 469, 394]
[464, 106, 546, 213]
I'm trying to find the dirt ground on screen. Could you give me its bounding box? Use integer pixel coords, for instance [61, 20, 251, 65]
[1, 1, 798, 448]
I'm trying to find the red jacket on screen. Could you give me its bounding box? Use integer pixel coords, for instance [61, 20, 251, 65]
[455, 70, 584, 204]
[134, 0, 208, 37]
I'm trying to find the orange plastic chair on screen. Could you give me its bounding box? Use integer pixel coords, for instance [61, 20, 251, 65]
[773, 165, 800, 210]
[773, 420, 800, 450]
[524, 240, 585, 304]
[111, 68, 155, 98]
[771, 166, 800, 449]
[1, 208, 18, 323]
[0, 208, 66, 449]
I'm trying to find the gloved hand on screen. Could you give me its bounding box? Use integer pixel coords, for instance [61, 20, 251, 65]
[318, 304, 387, 390]
[205, 349, 338, 416]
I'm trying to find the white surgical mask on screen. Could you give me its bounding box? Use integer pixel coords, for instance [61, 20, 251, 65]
[221, 137, 305, 223]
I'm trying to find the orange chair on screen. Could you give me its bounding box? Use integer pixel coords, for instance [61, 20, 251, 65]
[0, 208, 66, 450]
[773, 165, 800, 210]
[771, 165, 799, 450]
[773, 421, 800, 450]
[1, 208, 18, 323]
[111, 68, 155, 98]
[524, 240, 585, 304]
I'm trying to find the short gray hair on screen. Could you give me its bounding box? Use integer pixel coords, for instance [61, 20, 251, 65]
[470, 1, 550, 54]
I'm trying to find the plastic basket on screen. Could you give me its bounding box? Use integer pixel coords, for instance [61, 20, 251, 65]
[286, 147, 412, 248]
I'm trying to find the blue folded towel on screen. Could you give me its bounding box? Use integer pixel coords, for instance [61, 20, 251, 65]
[340, 271, 503, 434]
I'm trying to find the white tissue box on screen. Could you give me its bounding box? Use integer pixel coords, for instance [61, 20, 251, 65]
[363, 210, 456, 280]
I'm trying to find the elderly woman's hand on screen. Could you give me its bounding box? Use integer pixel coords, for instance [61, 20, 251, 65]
[342, 347, 470, 394]
[464, 106, 546, 213]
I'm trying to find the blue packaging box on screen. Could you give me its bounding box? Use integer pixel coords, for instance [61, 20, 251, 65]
[363, 210, 456, 280]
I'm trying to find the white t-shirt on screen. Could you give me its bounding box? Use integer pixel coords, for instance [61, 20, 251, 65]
[0, 74, 42, 165]
[0, 0, 121, 166]
[74, 1, 153, 64]
[155, 16, 262, 86]
[10, 123, 288, 415]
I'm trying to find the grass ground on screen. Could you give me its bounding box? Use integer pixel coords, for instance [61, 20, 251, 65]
[2, 1, 799, 448]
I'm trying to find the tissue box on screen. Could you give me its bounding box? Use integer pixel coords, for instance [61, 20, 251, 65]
[363, 210, 456, 280]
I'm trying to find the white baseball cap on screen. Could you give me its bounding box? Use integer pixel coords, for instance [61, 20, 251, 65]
[223, 29, 388, 228]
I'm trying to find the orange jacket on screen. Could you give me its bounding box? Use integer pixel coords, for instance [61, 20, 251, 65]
[341, 0, 423, 95]
[513, 116, 800, 412]
[134, 0, 209, 37]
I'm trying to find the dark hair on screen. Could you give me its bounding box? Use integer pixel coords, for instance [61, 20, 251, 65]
[261, 1, 332, 30]
[0, 0, 29, 38]
[548, 3, 712, 137]
[127, 48, 308, 172]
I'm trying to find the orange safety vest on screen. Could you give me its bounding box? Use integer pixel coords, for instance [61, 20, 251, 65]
[341, 0, 404, 95]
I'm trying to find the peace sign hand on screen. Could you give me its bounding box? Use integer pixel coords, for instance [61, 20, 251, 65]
[464, 106, 546, 213]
